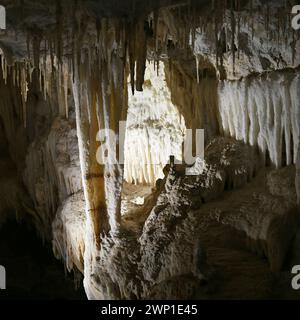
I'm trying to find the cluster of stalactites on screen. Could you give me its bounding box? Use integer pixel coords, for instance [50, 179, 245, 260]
[218, 71, 300, 169]
[0, 11, 158, 127]
[1, 0, 296, 108]
[210, 0, 297, 74]
[151, 1, 298, 79]
[0, 52, 31, 127]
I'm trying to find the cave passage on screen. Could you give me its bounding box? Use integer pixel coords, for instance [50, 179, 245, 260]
[0, 219, 86, 300]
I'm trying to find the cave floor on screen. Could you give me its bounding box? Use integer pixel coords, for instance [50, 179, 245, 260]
[0, 220, 86, 300]
[121, 182, 154, 233]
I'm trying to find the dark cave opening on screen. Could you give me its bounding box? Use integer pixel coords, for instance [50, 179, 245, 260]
[0, 218, 86, 300]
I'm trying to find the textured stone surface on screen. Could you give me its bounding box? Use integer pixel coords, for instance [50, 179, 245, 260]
[0, 0, 299, 300]
[78, 138, 300, 299]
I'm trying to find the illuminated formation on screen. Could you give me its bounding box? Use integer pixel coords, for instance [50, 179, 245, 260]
[0, 0, 299, 299]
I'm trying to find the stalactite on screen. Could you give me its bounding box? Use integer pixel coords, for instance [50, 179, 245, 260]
[236, 0, 240, 59]
[63, 61, 69, 118]
[230, 0, 236, 76]
[26, 33, 31, 60]
[128, 21, 136, 95]
[136, 18, 148, 91]
[55, 0, 63, 63]
[250, 0, 254, 39]
[153, 8, 159, 53]
[219, 72, 300, 168]
[266, 1, 270, 41]
[72, 55, 105, 300]
[72, 44, 106, 244]
[214, 4, 219, 68]
[20, 66, 28, 127]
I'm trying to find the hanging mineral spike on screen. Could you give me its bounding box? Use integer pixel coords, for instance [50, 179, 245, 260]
[136, 18, 148, 91]
[230, 0, 236, 75]
[56, 0, 63, 63]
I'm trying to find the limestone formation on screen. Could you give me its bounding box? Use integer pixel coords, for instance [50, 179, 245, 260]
[0, 0, 299, 300]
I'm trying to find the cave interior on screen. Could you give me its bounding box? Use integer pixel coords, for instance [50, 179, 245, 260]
[0, 0, 299, 300]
